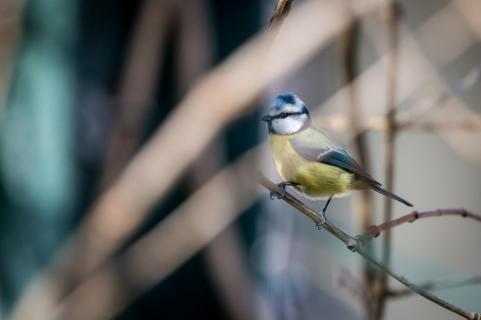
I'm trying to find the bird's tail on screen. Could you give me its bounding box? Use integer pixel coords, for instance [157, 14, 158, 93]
[371, 184, 413, 207]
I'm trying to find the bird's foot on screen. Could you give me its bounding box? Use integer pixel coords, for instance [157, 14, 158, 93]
[314, 210, 328, 230]
[314, 196, 332, 230]
[269, 182, 298, 200]
[269, 190, 284, 200]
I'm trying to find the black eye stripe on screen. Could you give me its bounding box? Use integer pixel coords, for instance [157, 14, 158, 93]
[272, 111, 304, 119]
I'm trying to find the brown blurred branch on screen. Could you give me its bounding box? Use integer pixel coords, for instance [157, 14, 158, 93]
[259, 174, 480, 320]
[269, 0, 294, 28]
[315, 115, 481, 133]
[338, 14, 377, 318]
[375, 2, 401, 319]
[387, 275, 481, 298]
[340, 15, 374, 231]
[11, 1, 389, 319]
[315, 0, 481, 159]
[54, 150, 260, 320]
[100, 0, 177, 187]
[360, 209, 481, 243]
[397, 63, 481, 130]
[0, 0, 22, 109]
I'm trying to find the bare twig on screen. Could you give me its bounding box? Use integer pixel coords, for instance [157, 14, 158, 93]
[317, 115, 481, 132]
[339, 14, 377, 317]
[314, 115, 481, 133]
[54, 150, 261, 320]
[381, 1, 400, 266]
[340, 16, 374, 232]
[360, 209, 481, 242]
[387, 275, 481, 298]
[374, 2, 401, 319]
[269, 0, 294, 28]
[100, 0, 177, 187]
[259, 174, 480, 320]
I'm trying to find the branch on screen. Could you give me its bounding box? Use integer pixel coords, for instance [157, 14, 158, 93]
[360, 209, 481, 242]
[338, 15, 377, 316]
[269, 0, 294, 28]
[387, 275, 481, 298]
[51, 151, 261, 320]
[375, 2, 401, 319]
[259, 173, 480, 320]
[99, 0, 177, 187]
[314, 115, 481, 133]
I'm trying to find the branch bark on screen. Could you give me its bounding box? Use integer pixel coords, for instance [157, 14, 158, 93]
[387, 275, 481, 298]
[269, 0, 294, 28]
[259, 174, 481, 320]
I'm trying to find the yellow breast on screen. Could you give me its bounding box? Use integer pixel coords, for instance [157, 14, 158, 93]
[268, 133, 354, 198]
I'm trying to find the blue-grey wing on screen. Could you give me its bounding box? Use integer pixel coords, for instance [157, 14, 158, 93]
[290, 138, 380, 185]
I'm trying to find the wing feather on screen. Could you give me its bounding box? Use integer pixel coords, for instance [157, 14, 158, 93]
[290, 138, 380, 185]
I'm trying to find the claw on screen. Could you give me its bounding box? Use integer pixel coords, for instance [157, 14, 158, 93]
[269, 190, 284, 200]
[269, 182, 296, 200]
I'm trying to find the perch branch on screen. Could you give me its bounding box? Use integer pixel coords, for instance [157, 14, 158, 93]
[259, 174, 480, 320]
[387, 275, 481, 298]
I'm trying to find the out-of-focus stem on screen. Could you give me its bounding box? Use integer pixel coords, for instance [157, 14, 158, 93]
[269, 0, 294, 28]
[339, 14, 376, 318]
[374, 2, 401, 319]
[359, 208, 481, 242]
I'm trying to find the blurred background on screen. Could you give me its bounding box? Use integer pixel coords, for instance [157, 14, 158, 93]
[0, 0, 480, 319]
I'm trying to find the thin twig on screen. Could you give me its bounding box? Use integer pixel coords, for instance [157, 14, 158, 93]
[269, 0, 294, 28]
[375, 2, 401, 319]
[360, 209, 481, 242]
[53, 150, 261, 320]
[387, 275, 481, 298]
[314, 115, 481, 133]
[339, 15, 376, 317]
[259, 174, 480, 320]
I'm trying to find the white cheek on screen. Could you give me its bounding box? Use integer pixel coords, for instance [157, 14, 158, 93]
[272, 118, 304, 135]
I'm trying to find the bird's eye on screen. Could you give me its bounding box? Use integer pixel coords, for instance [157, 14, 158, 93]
[279, 112, 288, 119]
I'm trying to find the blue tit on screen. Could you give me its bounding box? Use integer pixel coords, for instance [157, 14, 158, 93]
[262, 92, 413, 220]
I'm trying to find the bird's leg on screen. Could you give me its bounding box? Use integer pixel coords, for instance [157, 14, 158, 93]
[270, 181, 299, 200]
[321, 195, 333, 221]
[316, 195, 333, 229]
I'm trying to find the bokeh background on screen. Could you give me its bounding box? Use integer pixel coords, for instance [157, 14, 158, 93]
[0, 0, 480, 319]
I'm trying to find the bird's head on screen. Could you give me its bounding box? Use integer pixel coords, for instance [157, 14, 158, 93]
[262, 92, 311, 135]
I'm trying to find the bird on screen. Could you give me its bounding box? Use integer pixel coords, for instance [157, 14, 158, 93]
[262, 92, 413, 222]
